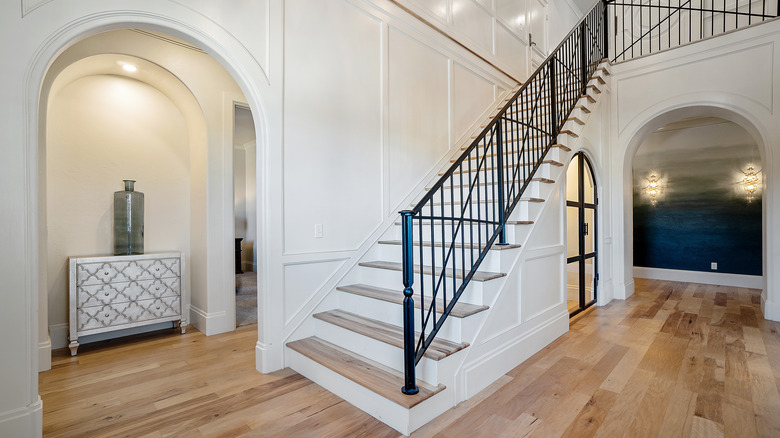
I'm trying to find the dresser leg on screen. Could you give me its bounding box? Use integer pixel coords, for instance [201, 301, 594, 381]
[68, 340, 79, 356]
[179, 320, 187, 334]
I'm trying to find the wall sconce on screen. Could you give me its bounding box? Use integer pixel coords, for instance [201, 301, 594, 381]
[645, 174, 662, 205]
[741, 166, 761, 201]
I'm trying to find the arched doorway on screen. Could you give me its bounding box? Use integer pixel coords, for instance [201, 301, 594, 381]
[617, 105, 770, 315]
[566, 152, 598, 316]
[33, 24, 265, 369]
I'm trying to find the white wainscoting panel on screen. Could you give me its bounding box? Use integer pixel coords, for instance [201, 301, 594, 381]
[388, 26, 451, 209]
[451, 0, 494, 54]
[415, 0, 449, 20]
[521, 249, 564, 320]
[283, 0, 384, 254]
[284, 259, 347, 325]
[452, 62, 496, 141]
[495, 21, 529, 78]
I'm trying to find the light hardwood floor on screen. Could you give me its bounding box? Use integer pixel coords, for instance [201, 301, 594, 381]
[40, 279, 780, 437]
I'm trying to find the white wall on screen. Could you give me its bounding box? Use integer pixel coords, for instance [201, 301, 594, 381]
[46, 74, 191, 347]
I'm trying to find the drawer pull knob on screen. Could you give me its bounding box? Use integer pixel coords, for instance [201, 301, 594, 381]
[104, 271, 109, 275]
[156, 306, 161, 310]
[155, 287, 160, 291]
[105, 292, 109, 296]
[155, 268, 160, 272]
[104, 313, 109, 317]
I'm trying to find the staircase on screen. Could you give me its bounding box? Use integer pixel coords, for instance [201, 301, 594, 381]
[285, 57, 611, 433]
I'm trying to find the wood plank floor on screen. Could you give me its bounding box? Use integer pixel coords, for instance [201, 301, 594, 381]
[40, 279, 780, 437]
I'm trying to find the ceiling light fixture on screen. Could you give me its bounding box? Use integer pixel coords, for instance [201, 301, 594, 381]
[121, 64, 138, 72]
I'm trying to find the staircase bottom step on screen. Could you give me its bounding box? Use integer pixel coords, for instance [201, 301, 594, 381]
[287, 337, 445, 409]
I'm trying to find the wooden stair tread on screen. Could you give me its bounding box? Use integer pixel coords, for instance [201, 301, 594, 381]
[336, 283, 489, 318]
[287, 337, 445, 409]
[359, 260, 505, 282]
[378, 240, 521, 251]
[575, 104, 591, 113]
[559, 129, 579, 138]
[313, 309, 469, 360]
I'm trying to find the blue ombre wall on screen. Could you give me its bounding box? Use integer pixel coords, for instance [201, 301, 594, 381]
[633, 118, 762, 276]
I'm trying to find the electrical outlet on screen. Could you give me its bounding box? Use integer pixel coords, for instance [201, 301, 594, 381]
[314, 224, 323, 238]
[711, 262, 717, 270]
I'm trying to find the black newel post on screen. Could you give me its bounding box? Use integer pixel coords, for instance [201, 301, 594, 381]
[400, 210, 419, 395]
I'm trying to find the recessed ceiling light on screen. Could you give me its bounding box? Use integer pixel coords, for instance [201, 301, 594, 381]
[122, 64, 138, 72]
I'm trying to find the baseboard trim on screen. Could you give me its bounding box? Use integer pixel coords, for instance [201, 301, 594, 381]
[49, 323, 69, 350]
[761, 293, 780, 322]
[38, 336, 51, 372]
[0, 397, 42, 437]
[633, 267, 763, 289]
[189, 305, 233, 336]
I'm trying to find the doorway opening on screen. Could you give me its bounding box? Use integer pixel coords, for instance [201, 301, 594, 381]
[40, 28, 260, 358]
[566, 152, 598, 317]
[233, 105, 258, 327]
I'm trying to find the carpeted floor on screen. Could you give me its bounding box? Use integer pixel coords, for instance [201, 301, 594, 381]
[235, 272, 257, 326]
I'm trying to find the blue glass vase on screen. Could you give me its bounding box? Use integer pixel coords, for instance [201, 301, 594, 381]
[113, 179, 144, 255]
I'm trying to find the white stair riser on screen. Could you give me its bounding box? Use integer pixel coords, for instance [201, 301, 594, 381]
[508, 199, 543, 222]
[443, 157, 561, 182]
[358, 264, 503, 305]
[376, 242, 504, 273]
[384, 222, 529, 244]
[286, 347, 416, 435]
[336, 290, 472, 344]
[424, 179, 549, 204]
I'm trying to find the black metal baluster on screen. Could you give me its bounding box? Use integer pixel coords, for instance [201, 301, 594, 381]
[440, 184, 446, 313]
[417, 215, 424, 355]
[496, 119, 506, 245]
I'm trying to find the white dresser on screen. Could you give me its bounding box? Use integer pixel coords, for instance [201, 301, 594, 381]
[68, 252, 188, 355]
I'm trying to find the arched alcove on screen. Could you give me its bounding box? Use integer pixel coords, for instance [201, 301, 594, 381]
[31, 22, 267, 371]
[619, 105, 769, 310]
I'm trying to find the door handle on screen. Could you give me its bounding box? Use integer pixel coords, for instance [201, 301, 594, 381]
[583, 222, 589, 236]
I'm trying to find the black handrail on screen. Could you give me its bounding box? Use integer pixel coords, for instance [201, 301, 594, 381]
[399, 1, 608, 394]
[608, 0, 779, 62]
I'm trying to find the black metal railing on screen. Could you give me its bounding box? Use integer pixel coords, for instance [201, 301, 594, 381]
[609, 0, 779, 62]
[399, 2, 607, 395]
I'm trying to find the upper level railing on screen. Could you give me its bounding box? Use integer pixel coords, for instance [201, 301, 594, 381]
[399, 1, 607, 395]
[608, 0, 779, 62]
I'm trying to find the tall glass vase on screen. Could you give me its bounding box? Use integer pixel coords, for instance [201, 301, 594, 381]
[113, 179, 144, 255]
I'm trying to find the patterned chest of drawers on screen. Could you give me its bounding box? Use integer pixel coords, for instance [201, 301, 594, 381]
[68, 252, 188, 355]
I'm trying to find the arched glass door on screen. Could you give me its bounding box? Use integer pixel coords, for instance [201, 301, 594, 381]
[566, 153, 597, 316]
